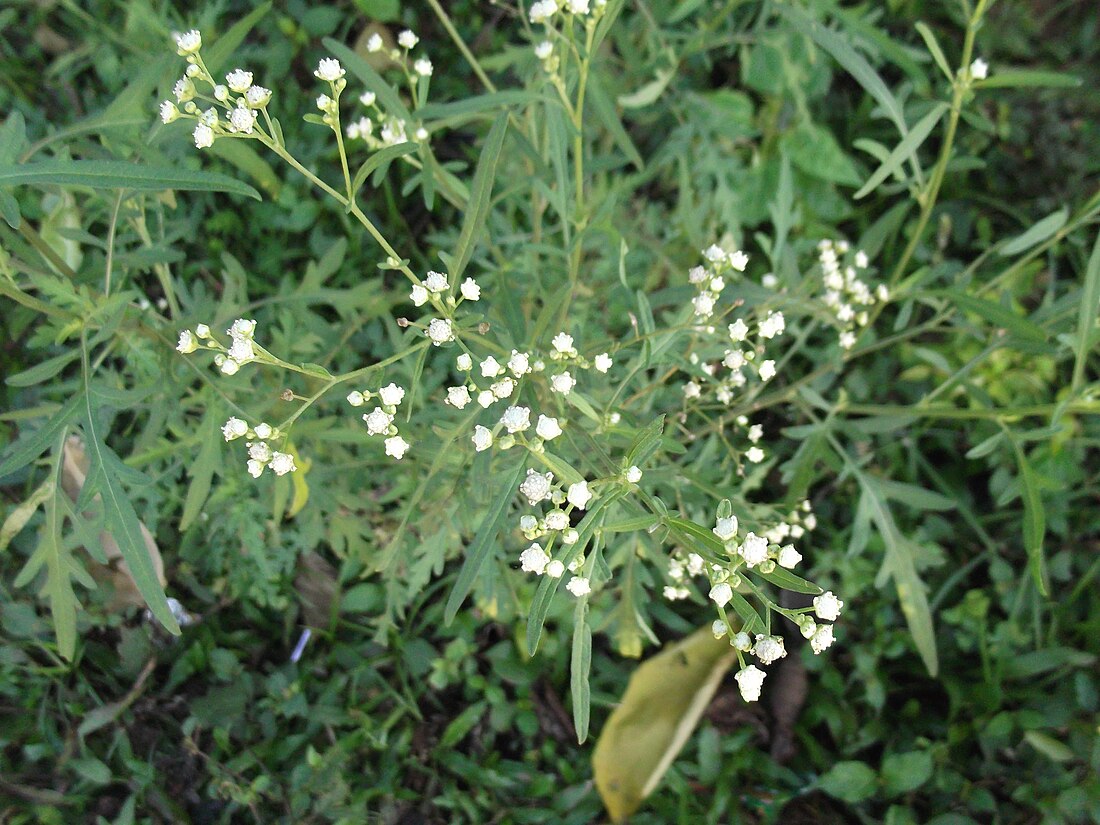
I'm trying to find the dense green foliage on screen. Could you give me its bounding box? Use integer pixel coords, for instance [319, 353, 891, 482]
[1, 0, 1098, 822]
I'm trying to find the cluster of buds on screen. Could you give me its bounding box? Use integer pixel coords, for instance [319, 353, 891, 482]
[697, 502, 839, 702]
[689, 243, 750, 320]
[347, 382, 411, 459]
[160, 30, 273, 150]
[816, 239, 888, 349]
[221, 417, 297, 478]
[343, 28, 434, 148]
[409, 270, 480, 310]
[176, 318, 263, 377]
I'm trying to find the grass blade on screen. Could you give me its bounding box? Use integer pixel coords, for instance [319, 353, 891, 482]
[1073, 231, 1100, 390]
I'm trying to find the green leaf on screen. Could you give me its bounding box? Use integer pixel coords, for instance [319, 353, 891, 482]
[855, 103, 947, 199]
[443, 460, 525, 624]
[626, 415, 666, 467]
[207, 139, 282, 198]
[882, 750, 934, 796]
[858, 474, 938, 675]
[1009, 435, 1048, 596]
[1023, 730, 1075, 763]
[446, 111, 507, 283]
[0, 188, 19, 228]
[818, 760, 878, 803]
[876, 479, 956, 511]
[417, 91, 547, 122]
[664, 517, 726, 562]
[1073, 231, 1100, 390]
[5, 350, 81, 387]
[618, 67, 676, 109]
[180, 408, 220, 531]
[0, 393, 83, 480]
[202, 3, 273, 73]
[999, 208, 1068, 257]
[778, 5, 907, 135]
[758, 566, 823, 596]
[976, 70, 1082, 89]
[783, 121, 861, 186]
[586, 73, 645, 171]
[0, 160, 261, 200]
[940, 289, 1049, 344]
[593, 628, 736, 821]
[571, 599, 593, 743]
[349, 143, 418, 200]
[914, 22, 953, 82]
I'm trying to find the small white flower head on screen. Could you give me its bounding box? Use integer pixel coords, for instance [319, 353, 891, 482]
[248, 441, 273, 463]
[753, 634, 787, 665]
[809, 623, 835, 654]
[692, 293, 715, 318]
[728, 250, 749, 272]
[491, 378, 515, 400]
[762, 273, 779, 289]
[593, 353, 613, 373]
[247, 458, 265, 478]
[723, 350, 745, 371]
[472, 424, 493, 452]
[195, 324, 211, 339]
[229, 106, 256, 135]
[229, 318, 256, 339]
[316, 94, 334, 112]
[500, 405, 532, 434]
[414, 58, 433, 77]
[384, 435, 410, 459]
[227, 337, 255, 364]
[173, 77, 195, 103]
[253, 423, 274, 440]
[347, 390, 366, 407]
[315, 58, 345, 82]
[759, 311, 785, 339]
[568, 0, 591, 13]
[813, 591, 844, 622]
[777, 544, 803, 569]
[970, 57, 989, 80]
[544, 510, 569, 531]
[732, 631, 753, 652]
[550, 371, 575, 395]
[713, 516, 738, 542]
[535, 40, 553, 60]
[225, 69, 253, 93]
[376, 383, 404, 407]
[213, 85, 230, 102]
[363, 407, 394, 436]
[423, 270, 448, 293]
[686, 553, 705, 576]
[245, 86, 272, 108]
[683, 381, 701, 399]
[446, 386, 472, 409]
[704, 244, 726, 263]
[711, 620, 728, 639]
[551, 332, 577, 357]
[567, 481, 593, 510]
[222, 417, 248, 441]
[174, 29, 202, 55]
[758, 360, 776, 382]
[480, 356, 504, 378]
[459, 278, 481, 301]
[624, 465, 642, 484]
[410, 284, 429, 307]
[176, 330, 198, 353]
[160, 100, 179, 124]
[735, 665, 766, 702]
[545, 559, 566, 578]
[508, 350, 531, 377]
[477, 390, 495, 408]
[708, 582, 733, 608]
[839, 330, 857, 349]
[185, 63, 201, 78]
[520, 543, 551, 574]
[520, 469, 554, 505]
[270, 452, 297, 476]
[193, 123, 214, 149]
[219, 358, 240, 376]
[359, 90, 377, 106]
[745, 446, 766, 464]
[529, 0, 560, 24]
[854, 250, 869, 269]
[536, 415, 563, 441]
[800, 617, 818, 639]
[426, 318, 454, 345]
[566, 576, 591, 597]
[747, 424, 764, 444]
[456, 353, 473, 372]
[562, 528, 579, 545]
[728, 319, 749, 342]
[520, 514, 539, 533]
[739, 532, 769, 567]
[688, 266, 708, 285]
[397, 29, 419, 49]
[367, 33, 384, 52]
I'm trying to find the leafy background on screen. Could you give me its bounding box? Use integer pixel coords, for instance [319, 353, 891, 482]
[1, 0, 1098, 823]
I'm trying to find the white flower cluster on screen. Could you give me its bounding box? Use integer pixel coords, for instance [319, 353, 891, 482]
[221, 417, 297, 478]
[689, 243, 750, 320]
[344, 28, 434, 148]
[176, 319, 261, 376]
[816, 239, 887, 350]
[515, 467, 602, 599]
[528, 0, 610, 70]
[160, 32, 274, 150]
[346, 382, 410, 459]
[695, 502, 838, 702]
